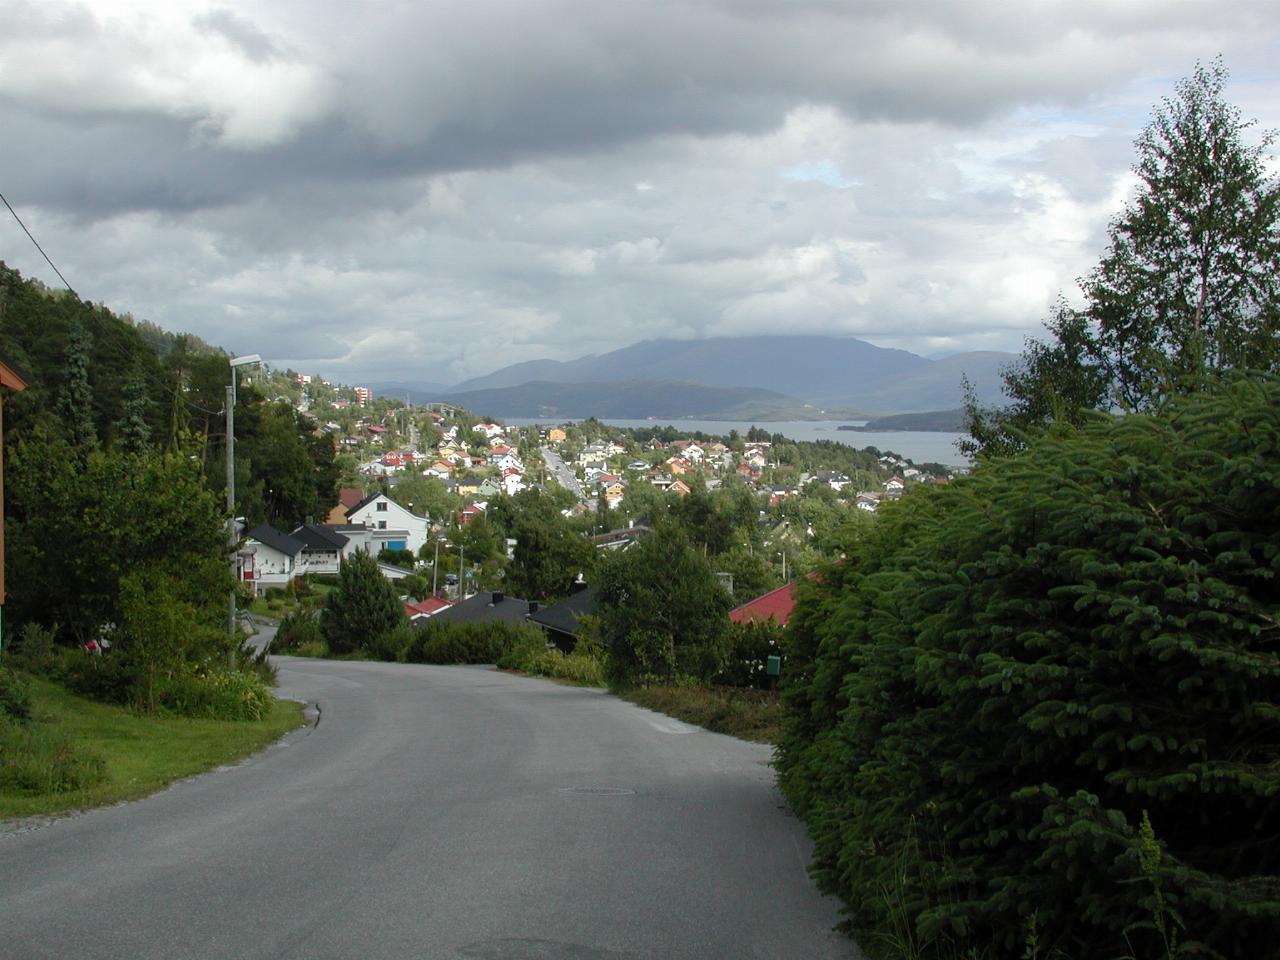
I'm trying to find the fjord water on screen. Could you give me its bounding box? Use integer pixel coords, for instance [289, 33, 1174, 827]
[507, 418, 971, 467]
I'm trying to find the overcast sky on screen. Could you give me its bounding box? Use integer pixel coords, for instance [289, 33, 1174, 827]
[2, 1, 1278, 386]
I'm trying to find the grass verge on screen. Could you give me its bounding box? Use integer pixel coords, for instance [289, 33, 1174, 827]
[0, 674, 306, 819]
[616, 685, 783, 744]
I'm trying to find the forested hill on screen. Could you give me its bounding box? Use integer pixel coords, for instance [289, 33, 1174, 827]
[0, 262, 336, 534]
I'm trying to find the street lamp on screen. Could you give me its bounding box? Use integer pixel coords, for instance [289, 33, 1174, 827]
[227, 353, 261, 644]
[431, 534, 447, 596]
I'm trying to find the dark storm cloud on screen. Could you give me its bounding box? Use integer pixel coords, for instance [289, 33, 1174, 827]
[1, 0, 1276, 383]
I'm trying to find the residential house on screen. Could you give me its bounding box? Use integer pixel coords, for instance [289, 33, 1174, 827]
[546, 427, 566, 443]
[289, 524, 348, 575]
[529, 583, 597, 652]
[426, 591, 539, 628]
[239, 525, 305, 594]
[404, 596, 453, 623]
[669, 478, 691, 496]
[346, 492, 430, 554]
[812, 470, 852, 492]
[473, 422, 505, 439]
[456, 475, 483, 496]
[458, 503, 486, 525]
[476, 477, 503, 498]
[729, 582, 798, 627]
[855, 493, 881, 513]
[325, 486, 367, 525]
[884, 476, 905, 499]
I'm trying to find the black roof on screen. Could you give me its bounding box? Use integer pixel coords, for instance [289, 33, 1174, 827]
[528, 586, 598, 638]
[291, 524, 348, 551]
[426, 591, 536, 628]
[247, 524, 304, 557]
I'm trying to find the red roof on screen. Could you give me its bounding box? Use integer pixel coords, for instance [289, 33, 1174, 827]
[404, 596, 453, 618]
[729, 582, 798, 627]
[338, 486, 365, 509]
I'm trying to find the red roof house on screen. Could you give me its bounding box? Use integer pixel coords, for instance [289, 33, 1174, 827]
[728, 582, 798, 627]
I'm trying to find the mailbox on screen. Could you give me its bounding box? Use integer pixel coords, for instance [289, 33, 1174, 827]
[766, 655, 781, 677]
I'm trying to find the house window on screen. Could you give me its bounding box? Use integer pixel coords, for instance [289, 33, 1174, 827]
[377, 501, 388, 511]
[378, 520, 387, 529]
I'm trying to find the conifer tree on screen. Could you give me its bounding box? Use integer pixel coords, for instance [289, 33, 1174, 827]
[115, 365, 152, 454]
[58, 317, 97, 459]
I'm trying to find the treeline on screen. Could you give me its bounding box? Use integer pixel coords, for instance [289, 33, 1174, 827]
[0, 263, 337, 531]
[0, 262, 332, 717]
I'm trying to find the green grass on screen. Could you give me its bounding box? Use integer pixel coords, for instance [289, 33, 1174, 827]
[0, 675, 306, 819]
[616, 684, 783, 743]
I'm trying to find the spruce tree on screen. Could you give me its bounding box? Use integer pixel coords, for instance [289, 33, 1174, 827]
[58, 317, 97, 459]
[115, 365, 152, 454]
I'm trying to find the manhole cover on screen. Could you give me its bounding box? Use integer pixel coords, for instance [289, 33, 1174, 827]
[558, 786, 636, 796]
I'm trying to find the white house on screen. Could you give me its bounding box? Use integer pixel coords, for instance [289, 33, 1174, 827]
[346, 492, 431, 555]
[238, 525, 306, 594]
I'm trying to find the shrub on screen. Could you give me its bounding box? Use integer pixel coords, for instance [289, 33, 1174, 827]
[404, 621, 543, 665]
[0, 713, 106, 795]
[369, 623, 416, 663]
[274, 607, 323, 652]
[151, 669, 273, 721]
[775, 374, 1280, 959]
[0, 665, 32, 721]
[496, 628, 551, 671]
[528, 649, 606, 686]
[714, 620, 785, 689]
[8, 621, 59, 674]
[377, 547, 416, 569]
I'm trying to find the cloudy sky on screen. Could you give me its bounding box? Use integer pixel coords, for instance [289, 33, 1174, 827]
[2, 1, 1278, 386]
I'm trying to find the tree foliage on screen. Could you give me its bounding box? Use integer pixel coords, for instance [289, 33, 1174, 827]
[321, 552, 405, 655]
[967, 60, 1280, 456]
[777, 373, 1280, 959]
[596, 521, 733, 684]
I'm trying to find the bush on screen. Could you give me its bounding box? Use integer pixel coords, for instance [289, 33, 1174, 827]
[0, 713, 106, 795]
[714, 620, 785, 689]
[368, 623, 416, 663]
[377, 547, 416, 569]
[0, 665, 32, 721]
[775, 374, 1280, 959]
[405, 621, 542, 665]
[274, 607, 323, 652]
[528, 649, 606, 686]
[398, 574, 429, 600]
[8, 621, 59, 674]
[496, 628, 551, 671]
[151, 669, 273, 721]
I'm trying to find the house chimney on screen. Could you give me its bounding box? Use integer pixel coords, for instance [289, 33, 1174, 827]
[491, 591, 504, 605]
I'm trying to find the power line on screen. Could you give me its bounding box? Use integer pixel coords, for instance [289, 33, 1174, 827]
[0, 189, 78, 298]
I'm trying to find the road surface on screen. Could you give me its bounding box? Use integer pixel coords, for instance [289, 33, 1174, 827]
[1, 659, 858, 959]
[542, 445, 586, 501]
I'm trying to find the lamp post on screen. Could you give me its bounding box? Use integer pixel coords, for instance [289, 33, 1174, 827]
[458, 543, 466, 601]
[227, 353, 261, 644]
[432, 535, 446, 596]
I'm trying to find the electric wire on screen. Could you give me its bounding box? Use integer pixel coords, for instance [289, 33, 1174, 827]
[0, 189, 78, 299]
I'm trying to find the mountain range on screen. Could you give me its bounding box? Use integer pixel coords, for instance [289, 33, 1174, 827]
[371, 335, 1015, 419]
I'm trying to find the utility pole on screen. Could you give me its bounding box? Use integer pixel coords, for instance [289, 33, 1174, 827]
[458, 544, 465, 600]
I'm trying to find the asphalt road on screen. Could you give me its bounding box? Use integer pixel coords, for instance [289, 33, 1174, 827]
[541, 446, 586, 501]
[1, 659, 858, 960]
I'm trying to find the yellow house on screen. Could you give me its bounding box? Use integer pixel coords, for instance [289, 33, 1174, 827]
[547, 427, 566, 443]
